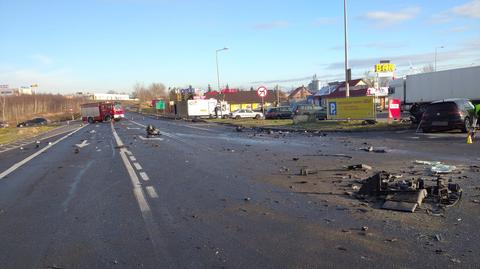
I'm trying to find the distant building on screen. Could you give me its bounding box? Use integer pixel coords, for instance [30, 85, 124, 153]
[18, 87, 33, 95]
[206, 90, 286, 112]
[92, 93, 130, 101]
[0, 89, 15, 96]
[288, 86, 312, 104]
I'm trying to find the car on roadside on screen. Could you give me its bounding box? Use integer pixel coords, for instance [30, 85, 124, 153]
[265, 106, 293, 119]
[420, 99, 477, 133]
[16, 117, 48, 128]
[230, 109, 264, 119]
[0, 121, 9, 128]
[292, 104, 327, 120]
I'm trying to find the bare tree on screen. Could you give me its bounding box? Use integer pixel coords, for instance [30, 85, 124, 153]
[107, 90, 117, 94]
[421, 64, 434, 73]
[363, 70, 376, 87]
[148, 83, 166, 99]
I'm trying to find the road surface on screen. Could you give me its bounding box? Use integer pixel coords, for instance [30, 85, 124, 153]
[0, 112, 479, 268]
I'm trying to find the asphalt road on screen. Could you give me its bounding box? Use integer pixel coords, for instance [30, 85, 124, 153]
[0, 112, 479, 268]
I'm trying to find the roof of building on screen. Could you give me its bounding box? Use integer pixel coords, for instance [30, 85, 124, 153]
[288, 86, 312, 99]
[205, 90, 281, 104]
[335, 79, 365, 90]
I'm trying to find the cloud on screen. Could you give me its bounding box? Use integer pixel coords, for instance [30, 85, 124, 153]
[430, 0, 480, 24]
[324, 46, 480, 71]
[254, 21, 289, 30]
[31, 54, 53, 65]
[444, 26, 470, 33]
[362, 7, 420, 26]
[329, 42, 407, 51]
[313, 17, 336, 26]
[452, 0, 480, 19]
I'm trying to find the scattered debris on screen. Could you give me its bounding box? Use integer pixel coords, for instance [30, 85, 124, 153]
[235, 126, 244, 132]
[292, 157, 299, 161]
[357, 171, 462, 213]
[414, 160, 457, 174]
[347, 164, 372, 171]
[74, 148, 80, 154]
[300, 167, 318, 176]
[146, 124, 161, 137]
[244, 197, 251, 202]
[360, 146, 388, 153]
[303, 153, 353, 159]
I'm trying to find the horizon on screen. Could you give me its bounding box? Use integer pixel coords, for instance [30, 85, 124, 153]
[0, 0, 479, 94]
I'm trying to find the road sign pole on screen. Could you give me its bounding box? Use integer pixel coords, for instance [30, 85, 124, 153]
[262, 96, 265, 115]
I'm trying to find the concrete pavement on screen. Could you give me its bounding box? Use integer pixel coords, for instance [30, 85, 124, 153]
[0, 112, 479, 268]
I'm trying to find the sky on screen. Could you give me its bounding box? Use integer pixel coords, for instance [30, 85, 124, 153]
[0, 0, 479, 94]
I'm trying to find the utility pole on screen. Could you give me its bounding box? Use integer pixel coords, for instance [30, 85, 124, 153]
[276, 84, 280, 107]
[343, 0, 350, 97]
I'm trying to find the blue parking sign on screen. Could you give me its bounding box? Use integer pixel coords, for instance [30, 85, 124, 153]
[329, 102, 337, 116]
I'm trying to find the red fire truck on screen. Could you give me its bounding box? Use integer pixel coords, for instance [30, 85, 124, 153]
[80, 101, 125, 123]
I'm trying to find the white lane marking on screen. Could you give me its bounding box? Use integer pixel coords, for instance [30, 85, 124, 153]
[127, 127, 140, 130]
[133, 162, 143, 170]
[139, 135, 164, 141]
[140, 171, 150, 181]
[111, 122, 171, 262]
[129, 156, 137, 162]
[146, 186, 159, 198]
[0, 124, 87, 180]
[75, 140, 89, 148]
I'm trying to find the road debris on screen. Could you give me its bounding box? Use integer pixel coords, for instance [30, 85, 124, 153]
[146, 124, 161, 137]
[347, 164, 372, 171]
[414, 160, 457, 174]
[357, 171, 462, 213]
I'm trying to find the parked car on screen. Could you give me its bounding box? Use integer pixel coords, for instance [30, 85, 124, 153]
[230, 109, 264, 119]
[292, 104, 327, 119]
[17, 117, 48, 128]
[0, 121, 9, 128]
[420, 99, 477, 133]
[265, 106, 293, 119]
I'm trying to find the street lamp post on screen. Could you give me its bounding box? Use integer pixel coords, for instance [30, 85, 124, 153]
[216, 47, 229, 94]
[343, 0, 350, 97]
[434, 46, 444, 72]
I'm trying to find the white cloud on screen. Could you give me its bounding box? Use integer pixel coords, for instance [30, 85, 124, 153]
[254, 21, 289, 30]
[363, 7, 421, 26]
[31, 54, 53, 65]
[313, 17, 336, 26]
[452, 0, 480, 19]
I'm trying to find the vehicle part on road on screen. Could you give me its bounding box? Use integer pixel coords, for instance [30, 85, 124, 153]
[347, 164, 372, 171]
[300, 167, 318, 176]
[357, 172, 462, 213]
[146, 124, 161, 137]
[414, 160, 456, 174]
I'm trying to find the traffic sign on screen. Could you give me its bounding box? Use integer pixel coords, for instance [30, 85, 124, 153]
[257, 86, 268, 98]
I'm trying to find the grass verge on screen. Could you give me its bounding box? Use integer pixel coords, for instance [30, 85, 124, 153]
[0, 126, 57, 145]
[206, 118, 411, 132]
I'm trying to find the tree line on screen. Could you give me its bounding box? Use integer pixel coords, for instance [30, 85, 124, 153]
[1, 94, 86, 123]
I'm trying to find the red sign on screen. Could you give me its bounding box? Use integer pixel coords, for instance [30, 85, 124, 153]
[257, 86, 268, 98]
[388, 99, 401, 120]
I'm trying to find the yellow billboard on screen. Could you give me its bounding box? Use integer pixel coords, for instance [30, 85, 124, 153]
[327, 96, 376, 120]
[375, 63, 395, 73]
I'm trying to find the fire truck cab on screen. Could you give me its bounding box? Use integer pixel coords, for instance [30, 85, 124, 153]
[81, 101, 124, 123]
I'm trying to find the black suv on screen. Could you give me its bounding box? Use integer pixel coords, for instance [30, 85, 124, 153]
[421, 99, 476, 133]
[265, 106, 293, 119]
[292, 104, 327, 120]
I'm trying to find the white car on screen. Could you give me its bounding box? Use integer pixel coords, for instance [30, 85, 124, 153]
[230, 109, 264, 119]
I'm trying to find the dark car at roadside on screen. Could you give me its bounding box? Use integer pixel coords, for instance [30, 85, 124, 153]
[265, 106, 293, 119]
[420, 99, 476, 133]
[292, 104, 327, 120]
[16, 117, 48, 128]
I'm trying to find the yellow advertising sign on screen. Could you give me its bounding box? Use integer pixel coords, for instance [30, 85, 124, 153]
[327, 96, 376, 120]
[375, 63, 395, 73]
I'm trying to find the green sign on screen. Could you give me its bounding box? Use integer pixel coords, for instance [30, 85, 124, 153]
[155, 100, 165, 110]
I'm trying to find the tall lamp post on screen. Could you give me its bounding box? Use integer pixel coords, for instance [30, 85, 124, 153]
[343, 0, 350, 97]
[434, 46, 444, 72]
[216, 47, 229, 96]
